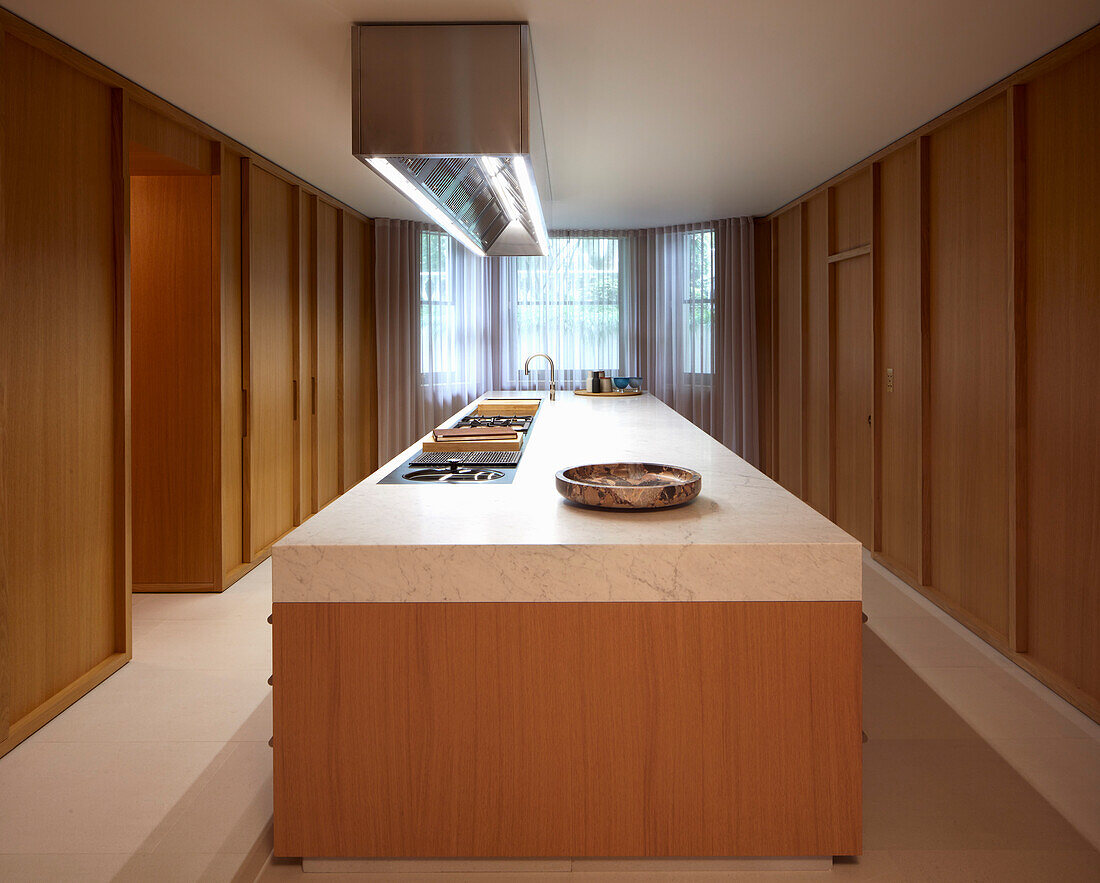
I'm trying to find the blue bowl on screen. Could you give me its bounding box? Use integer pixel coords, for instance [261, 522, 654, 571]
[628, 377, 642, 389]
[612, 376, 631, 390]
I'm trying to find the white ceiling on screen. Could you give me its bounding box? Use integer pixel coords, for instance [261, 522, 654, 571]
[7, 0, 1100, 227]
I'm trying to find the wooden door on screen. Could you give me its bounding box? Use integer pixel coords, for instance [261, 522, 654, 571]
[834, 256, 874, 546]
[312, 201, 341, 509]
[246, 166, 298, 557]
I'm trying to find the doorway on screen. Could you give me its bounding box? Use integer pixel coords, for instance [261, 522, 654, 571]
[130, 144, 219, 591]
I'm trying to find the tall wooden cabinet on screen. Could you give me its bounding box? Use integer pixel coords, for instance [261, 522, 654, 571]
[0, 33, 129, 756]
[758, 28, 1100, 722]
[0, 11, 379, 758]
[245, 165, 300, 558]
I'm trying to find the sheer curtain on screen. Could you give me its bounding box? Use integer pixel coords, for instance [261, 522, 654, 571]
[373, 218, 423, 463]
[499, 233, 637, 392]
[419, 230, 494, 431]
[374, 217, 758, 464]
[635, 219, 757, 460]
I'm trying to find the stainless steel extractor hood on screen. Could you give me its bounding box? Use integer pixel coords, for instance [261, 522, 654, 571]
[352, 23, 550, 257]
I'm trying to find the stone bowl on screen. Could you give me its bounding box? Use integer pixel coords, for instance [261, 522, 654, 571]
[555, 463, 702, 510]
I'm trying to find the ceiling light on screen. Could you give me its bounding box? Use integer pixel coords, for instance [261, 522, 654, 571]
[513, 155, 549, 255]
[478, 156, 519, 222]
[366, 157, 487, 257]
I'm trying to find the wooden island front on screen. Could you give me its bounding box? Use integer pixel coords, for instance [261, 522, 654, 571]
[271, 392, 862, 868]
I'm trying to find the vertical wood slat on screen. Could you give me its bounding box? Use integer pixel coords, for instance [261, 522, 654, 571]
[871, 163, 883, 554]
[239, 156, 253, 560]
[799, 202, 810, 498]
[293, 187, 305, 526]
[0, 27, 8, 741]
[1007, 84, 1029, 652]
[365, 218, 379, 475]
[336, 211, 346, 494]
[110, 88, 132, 656]
[307, 193, 318, 516]
[826, 187, 838, 522]
[209, 150, 224, 587]
[918, 136, 933, 588]
[770, 218, 779, 477]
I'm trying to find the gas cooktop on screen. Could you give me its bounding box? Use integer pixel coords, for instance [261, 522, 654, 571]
[377, 405, 539, 485]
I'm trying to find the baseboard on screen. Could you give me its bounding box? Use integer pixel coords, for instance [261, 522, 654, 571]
[133, 582, 217, 594]
[0, 651, 130, 759]
[868, 554, 1100, 724]
[223, 550, 271, 589]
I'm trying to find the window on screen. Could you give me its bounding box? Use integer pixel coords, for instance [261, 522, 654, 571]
[681, 229, 715, 375]
[503, 236, 625, 379]
[419, 230, 456, 381]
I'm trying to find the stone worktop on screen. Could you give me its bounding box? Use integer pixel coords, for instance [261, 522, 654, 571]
[272, 391, 861, 603]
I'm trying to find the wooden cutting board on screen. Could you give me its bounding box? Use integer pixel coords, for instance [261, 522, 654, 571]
[476, 399, 541, 416]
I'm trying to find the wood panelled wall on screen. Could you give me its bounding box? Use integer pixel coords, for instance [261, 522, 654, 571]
[0, 9, 379, 758]
[758, 26, 1100, 721]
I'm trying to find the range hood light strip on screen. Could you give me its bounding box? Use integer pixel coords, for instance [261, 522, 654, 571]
[512, 155, 549, 255]
[367, 157, 487, 257]
[478, 156, 519, 222]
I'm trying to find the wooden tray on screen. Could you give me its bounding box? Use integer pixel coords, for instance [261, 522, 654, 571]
[574, 389, 641, 397]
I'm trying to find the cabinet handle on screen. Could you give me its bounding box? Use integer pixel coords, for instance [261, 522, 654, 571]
[293, 379, 299, 421]
[311, 376, 317, 415]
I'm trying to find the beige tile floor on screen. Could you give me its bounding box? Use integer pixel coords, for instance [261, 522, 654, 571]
[0, 553, 1097, 882]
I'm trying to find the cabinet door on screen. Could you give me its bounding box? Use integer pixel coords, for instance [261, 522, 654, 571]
[312, 201, 342, 509]
[246, 166, 298, 556]
[834, 255, 874, 547]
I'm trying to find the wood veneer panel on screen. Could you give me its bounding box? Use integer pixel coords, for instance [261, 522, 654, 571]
[0, 9, 372, 222]
[1024, 45, 1100, 704]
[878, 142, 923, 579]
[312, 200, 341, 509]
[273, 601, 862, 859]
[928, 97, 1010, 637]
[766, 25, 1100, 220]
[832, 169, 872, 252]
[246, 166, 297, 556]
[0, 37, 119, 721]
[296, 191, 312, 522]
[220, 148, 245, 580]
[130, 175, 217, 588]
[775, 208, 802, 496]
[803, 193, 830, 515]
[341, 213, 368, 487]
[129, 100, 212, 175]
[834, 256, 875, 547]
[753, 218, 773, 476]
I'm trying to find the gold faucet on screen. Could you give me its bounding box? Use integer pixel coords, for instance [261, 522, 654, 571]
[524, 353, 556, 401]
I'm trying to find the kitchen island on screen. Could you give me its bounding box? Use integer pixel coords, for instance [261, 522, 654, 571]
[272, 392, 862, 868]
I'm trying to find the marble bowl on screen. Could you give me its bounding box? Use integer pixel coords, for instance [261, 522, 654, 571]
[555, 462, 702, 510]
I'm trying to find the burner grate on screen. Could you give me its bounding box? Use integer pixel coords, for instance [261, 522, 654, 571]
[410, 451, 522, 467]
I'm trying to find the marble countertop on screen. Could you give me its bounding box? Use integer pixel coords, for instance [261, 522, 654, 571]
[272, 391, 862, 603]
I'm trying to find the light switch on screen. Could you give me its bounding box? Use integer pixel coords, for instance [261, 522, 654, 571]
[886, 368, 894, 393]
